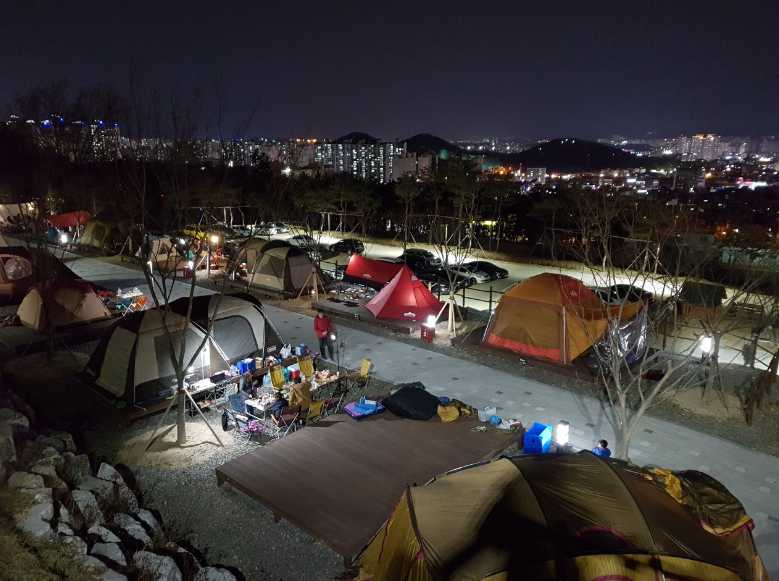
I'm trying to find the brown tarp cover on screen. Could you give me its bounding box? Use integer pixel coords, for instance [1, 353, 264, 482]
[358, 453, 767, 581]
[483, 273, 640, 364]
[215, 414, 514, 557]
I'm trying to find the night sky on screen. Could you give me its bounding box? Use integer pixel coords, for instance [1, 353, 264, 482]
[2, 0, 777, 140]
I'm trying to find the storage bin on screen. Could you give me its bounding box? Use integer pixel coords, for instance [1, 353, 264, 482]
[523, 422, 553, 454]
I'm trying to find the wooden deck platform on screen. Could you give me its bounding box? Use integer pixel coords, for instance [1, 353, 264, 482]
[215, 413, 514, 558]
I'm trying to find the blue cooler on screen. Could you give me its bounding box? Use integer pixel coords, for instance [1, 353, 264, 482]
[523, 422, 553, 454]
[236, 358, 255, 375]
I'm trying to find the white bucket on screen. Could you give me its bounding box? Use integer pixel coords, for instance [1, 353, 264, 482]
[478, 406, 497, 422]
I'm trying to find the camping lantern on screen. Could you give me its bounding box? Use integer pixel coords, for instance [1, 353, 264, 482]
[699, 335, 713, 356]
[59, 232, 68, 244]
[554, 420, 570, 447]
[425, 315, 436, 328]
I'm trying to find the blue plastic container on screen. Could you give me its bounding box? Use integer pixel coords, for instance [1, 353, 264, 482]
[523, 422, 553, 454]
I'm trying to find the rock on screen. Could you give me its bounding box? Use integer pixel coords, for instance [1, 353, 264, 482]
[8, 471, 45, 489]
[61, 533, 88, 555]
[59, 506, 75, 527]
[113, 513, 151, 546]
[168, 544, 201, 578]
[36, 434, 66, 453]
[88, 525, 121, 544]
[50, 430, 77, 452]
[91, 542, 127, 567]
[0, 461, 7, 485]
[80, 555, 128, 581]
[13, 488, 54, 538]
[194, 568, 238, 581]
[29, 462, 68, 493]
[0, 423, 16, 464]
[31, 451, 65, 471]
[70, 489, 105, 527]
[96, 463, 124, 483]
[136, 508, 162, 537]
[133, 551, 183, 581]
[62, 452, 90, 486]
[57, 522, 75, 535]
[0, 407, 30, 434]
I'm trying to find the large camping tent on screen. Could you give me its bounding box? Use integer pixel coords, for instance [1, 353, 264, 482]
[84, 309, 230, 405]
[85, 294, 284, 404]
[17, 280, 111, 332]
[343, 254, 403, 289]
[246, 243, 319, 294]
[0, 247, 78, 305]
[168, 293, 284, 361]
[358, 453, 767, 581]
[365, 265, 443, 322]
[483, 273, 641, 364]
[76, 218, 131, 254]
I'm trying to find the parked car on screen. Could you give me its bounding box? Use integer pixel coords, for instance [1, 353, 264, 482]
[268, 222, 290, 235]
[330, 238, 365, 255]
[288, 234, 318, 248]
[398, 248, 442, 270]
[447, 263, 490, 285]
[594, 284, 654, 305]
[462, 260, 508, 281]
[417, 267, 468, 295]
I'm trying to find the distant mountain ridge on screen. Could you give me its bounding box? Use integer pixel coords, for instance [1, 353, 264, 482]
[504, 137, 644, 171]
[401, 133, 460, 154]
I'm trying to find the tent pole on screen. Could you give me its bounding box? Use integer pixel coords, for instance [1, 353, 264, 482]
[142, 394, 177, 453]
[184, 387, 224, 447]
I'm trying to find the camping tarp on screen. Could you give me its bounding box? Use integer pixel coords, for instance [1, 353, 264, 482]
[17, 280, 111, 332]
[365, 265, 443, 322]
[47, 210, 91, 229]
[483, 273, 640, 364]
[358, 453, 767, 581]
[344, 254, 403, 289]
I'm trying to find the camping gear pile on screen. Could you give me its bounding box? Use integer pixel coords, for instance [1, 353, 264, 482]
[484, 273, 647, 365]
[357, 453, 767, 581]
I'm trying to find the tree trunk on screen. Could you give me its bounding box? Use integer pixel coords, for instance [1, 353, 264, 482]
[176, 388, 187, 445]
[613, 423, 633, 461]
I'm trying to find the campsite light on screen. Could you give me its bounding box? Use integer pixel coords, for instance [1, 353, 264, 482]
[59, 232, 68, 244]
[178, 237, 186, 245]
[425, 315, 437, 328]
[330, 333, 336, 341]
[554, 420, 570, 447]
[210, 234, 220, 245]
[699, 335, 713, 356]
[187, 260, 194, 270]
[146, 260, 153, 272]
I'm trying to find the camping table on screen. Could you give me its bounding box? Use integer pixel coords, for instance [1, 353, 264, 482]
[186, 376, 237, 414]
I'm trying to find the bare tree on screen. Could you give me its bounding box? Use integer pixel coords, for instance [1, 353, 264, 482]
[395, 176, 418, 251]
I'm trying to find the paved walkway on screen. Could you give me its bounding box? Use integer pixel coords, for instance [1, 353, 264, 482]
[62, 252, 779, 576]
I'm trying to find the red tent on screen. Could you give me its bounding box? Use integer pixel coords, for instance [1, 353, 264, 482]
[48, 211, 91, 229]
[344, 254, 402, 289]
[365, 265, 443, 322]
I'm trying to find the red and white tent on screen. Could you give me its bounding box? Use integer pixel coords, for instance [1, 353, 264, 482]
[365, 265, 443, 322]
[343, 254, 403, 289]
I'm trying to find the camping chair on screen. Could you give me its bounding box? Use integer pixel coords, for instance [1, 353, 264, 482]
[220, 393, 259, 445]
[298, 355, 315, 379]
[288, 382, 313, 410]
[349, 358, 373, 396]
[269, 365, 286, 391]
[300, 400, 325, 426]
[267, 407, 300, 439]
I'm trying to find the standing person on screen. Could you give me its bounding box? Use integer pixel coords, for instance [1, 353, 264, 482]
[314, 311, 335, 360]
[591, 439, 612, 458]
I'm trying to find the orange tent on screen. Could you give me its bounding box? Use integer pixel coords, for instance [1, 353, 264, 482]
[365, 265, 443, 322]
[483, 273, 640, 364]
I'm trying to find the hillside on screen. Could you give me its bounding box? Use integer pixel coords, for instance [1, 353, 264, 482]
[334, 132, 378, 144]
[505, 137, 646, 171]
[401, 133, 460, 155]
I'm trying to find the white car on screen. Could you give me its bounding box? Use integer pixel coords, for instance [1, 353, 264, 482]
[448, 264, 490, 285]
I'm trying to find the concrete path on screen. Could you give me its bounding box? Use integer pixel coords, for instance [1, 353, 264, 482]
[58, 251, 779, 576]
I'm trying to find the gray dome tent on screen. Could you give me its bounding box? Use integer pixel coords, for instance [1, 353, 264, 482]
[84, 294, 283, 405]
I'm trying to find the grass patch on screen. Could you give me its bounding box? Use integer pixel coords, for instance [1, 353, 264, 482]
[0, 489, 99, 581]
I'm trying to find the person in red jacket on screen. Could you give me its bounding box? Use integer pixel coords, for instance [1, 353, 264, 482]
[314, 311, 335, 360]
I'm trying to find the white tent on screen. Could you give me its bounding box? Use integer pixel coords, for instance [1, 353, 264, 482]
[17, 281, 111, 332]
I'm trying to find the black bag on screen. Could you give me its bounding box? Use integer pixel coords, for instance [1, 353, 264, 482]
[382, 383, 439, 420]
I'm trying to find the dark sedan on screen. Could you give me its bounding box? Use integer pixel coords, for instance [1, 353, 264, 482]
[329, 238, 365, 255]
[463, 260, 509, 281]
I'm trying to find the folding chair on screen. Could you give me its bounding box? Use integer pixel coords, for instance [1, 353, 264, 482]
[348, 358, 373, 398]
[269, 365, 286, 391]
[268, 407, 300, 439]
[298, 355, 315, 379]
[220, 393, 259, 444]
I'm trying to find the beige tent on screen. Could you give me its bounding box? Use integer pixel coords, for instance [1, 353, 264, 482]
[77, 218, 130, 254]
[17, 280, 112, 332]
[84, 308, 231, 405]
[358, 453, 767, 581]
[244, 240, 319, 293]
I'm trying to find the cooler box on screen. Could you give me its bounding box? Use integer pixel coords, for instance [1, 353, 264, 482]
[523, 422, 552, 454]
[236, 358, 256, 375]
